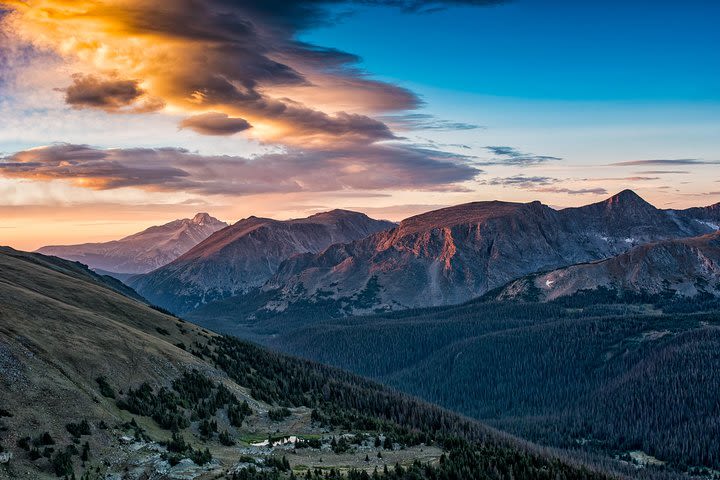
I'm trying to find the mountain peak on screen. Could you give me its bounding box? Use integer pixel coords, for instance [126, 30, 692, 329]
[191, 212, 214, 225]
[302, 209, 366, 222]
[606, 189, 647, 206]
[37, 213, 228, 274]
[396, 201, 527, 237]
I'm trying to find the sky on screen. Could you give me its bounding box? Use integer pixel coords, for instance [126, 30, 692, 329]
[0, 0, 719, 250]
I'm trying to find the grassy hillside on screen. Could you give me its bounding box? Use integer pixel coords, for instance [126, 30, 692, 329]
[0, 247, 632, 479]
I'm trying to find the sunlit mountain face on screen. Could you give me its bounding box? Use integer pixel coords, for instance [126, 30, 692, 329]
[0, 0, 718, 249]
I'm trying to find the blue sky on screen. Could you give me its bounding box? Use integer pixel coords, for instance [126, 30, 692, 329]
[303, 0, 720, 102]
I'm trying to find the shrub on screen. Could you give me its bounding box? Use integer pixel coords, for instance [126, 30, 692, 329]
[17, 437, 30, 451]
[268, 407, 291, 422]
[51, 450, 73, 477]
[95, 376, 116, 399]
[219, 430, 235, 446]
[265, 455, 290, 472]
[66, 420, 91, 438]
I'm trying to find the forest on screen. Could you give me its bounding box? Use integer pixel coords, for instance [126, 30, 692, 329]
[212, 290, 720, 472]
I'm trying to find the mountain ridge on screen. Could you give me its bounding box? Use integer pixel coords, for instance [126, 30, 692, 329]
[251, 190, 717, 317]
[130, 209, 396, 314]
[36, 213, 228, 275]
[493, 230, 720, 302]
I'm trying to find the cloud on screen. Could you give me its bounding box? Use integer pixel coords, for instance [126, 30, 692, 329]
[480, 146, 562, 166]
[179, 113, 252, 136]
[1, 0, 500, 144]
[481, 175, 607, 195]
[534, 186, 608, 195]
[591, 176, 660, 181]
[61, 74, 164, 113]
[611, 159, 720, 166]
[482, 175, 558, 188]
[379, 114, 482, 131]
[0, 143, 481, 195]
[635, 170, 691, 175]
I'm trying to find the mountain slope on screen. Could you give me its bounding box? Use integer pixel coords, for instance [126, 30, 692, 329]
[1, 247, 617, 480]
[130, 210, 395, 314]
[669, 201, 720, 231]
[494, 231, 720, 301]
[243, 190, 715, 317]
[37, 213, 227, 275]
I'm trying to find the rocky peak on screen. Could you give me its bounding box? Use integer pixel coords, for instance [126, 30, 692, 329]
[393, 201, 526, 238]
[567, 190, 660, 225]
[191, 212, 213, 225]
[604, 189, 650, 208]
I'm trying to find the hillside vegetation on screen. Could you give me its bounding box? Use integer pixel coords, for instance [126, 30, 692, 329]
[0, 247, 630, 479]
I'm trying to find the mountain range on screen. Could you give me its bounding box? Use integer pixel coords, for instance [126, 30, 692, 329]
[134, 191, 718, 323]
[129, 210, 395, 314]
[0, 246, 618, 480]
[264, 190, 718, 314]
[37, 213, 227, 275]
[38, 191, 720, 322]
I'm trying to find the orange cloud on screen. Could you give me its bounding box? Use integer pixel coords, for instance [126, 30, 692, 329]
[0, 0, 422, 145]
[179, 112, 252, 136]
[0, 143, 480, 195]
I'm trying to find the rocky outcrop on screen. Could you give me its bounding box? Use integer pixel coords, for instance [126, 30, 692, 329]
[495, 231, 720, 301]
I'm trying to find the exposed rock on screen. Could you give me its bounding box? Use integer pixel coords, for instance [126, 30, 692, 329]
[494, 231, 720, 301]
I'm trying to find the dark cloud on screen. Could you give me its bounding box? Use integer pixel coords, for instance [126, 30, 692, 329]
[0, 143, 480, 195]
[484, 146, 522, 157]
[179, 112, 252, 136]
[483, 175, 558, 188]
[635, 170, 691, 175]
[612, 159, 720, 166]
[480, 146, 562, 166]
[480, 175, 607, 196]
[379, 113, 482, 131]
[62, 74, 164, 113]
[535, 186, 608, 195]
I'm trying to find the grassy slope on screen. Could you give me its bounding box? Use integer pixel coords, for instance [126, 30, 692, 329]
[0, 248, 222, 478]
